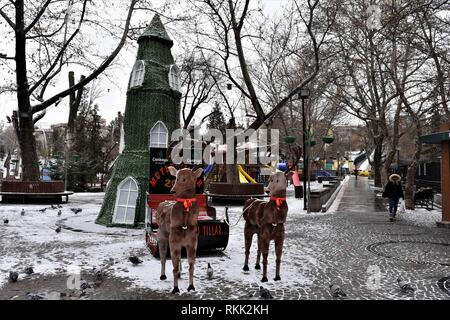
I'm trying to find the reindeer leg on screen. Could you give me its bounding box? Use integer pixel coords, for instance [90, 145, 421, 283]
[255, 231, 261, 270]
[274, 235, 284, 281]
[261, 236, 269, 283]
[243, 223, 252, 271]
[170, 244, 182, 294]
[186, 244, 197, 292]
[158, 234, 168, 280]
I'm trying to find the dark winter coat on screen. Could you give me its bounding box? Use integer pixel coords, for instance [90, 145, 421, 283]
[382, 178, 404, 199]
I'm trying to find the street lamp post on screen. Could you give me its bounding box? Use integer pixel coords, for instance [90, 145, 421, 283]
[299, 89, 310, 211]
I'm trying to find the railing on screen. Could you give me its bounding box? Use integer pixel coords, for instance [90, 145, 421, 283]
[416, 179, 441, 193]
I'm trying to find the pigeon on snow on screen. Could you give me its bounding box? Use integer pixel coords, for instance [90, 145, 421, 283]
[71, 208, 82, 214]
[38, 208, 47, 213]
[129, 256, 143, 265]
[259, 286, 274, 300]
[397, 277, 415, 293]
[207, 263, 213, 279]
[3, 219, 8, 224]
[24, 267, 34, 275]
[57, 210, 62, 216]
[51, 204, 58, 210]
[93, 269, 104, 285]
[9, 271, 19, 283]
[26, 293, 44, 300]
[330, 284, 347, 298]
[80, 281, 91, 290]
[21, 209, 25, 216]
[55, 226, 61, 233]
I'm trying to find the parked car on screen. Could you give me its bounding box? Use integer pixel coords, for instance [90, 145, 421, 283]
[359, 170, 370, 177]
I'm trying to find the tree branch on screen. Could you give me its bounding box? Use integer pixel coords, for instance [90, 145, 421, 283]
[29, 0, 88, 94]
[0, 8, 15, 28]
[24, 0, 51, 33]
[31, 0, 138, 114]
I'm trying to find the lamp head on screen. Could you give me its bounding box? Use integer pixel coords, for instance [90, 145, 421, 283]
[299, 88, 310, 99]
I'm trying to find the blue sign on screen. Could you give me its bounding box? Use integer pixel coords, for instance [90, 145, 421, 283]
[41, 168, 51, 181]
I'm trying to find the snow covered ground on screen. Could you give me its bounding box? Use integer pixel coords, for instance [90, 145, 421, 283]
[0, 179, 348, 299]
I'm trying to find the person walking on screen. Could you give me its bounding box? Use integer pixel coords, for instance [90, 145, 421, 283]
[354, 167, 358, 180]
[382, 173, 404, 222]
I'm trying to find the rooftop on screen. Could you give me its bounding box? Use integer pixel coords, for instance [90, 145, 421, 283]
[138, 14, 173, 46]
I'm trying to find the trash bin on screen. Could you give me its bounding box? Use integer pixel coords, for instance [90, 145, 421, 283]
[294, 186, 303, 199]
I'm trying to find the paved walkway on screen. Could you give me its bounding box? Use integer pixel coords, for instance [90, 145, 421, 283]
[284, 176, 450, 299]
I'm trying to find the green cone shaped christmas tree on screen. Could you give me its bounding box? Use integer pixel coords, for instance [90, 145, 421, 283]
[96, 14, 181, 227]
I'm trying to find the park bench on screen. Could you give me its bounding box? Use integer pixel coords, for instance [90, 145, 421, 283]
[0, 180, 73, 204]
[414, 187, 434, 210]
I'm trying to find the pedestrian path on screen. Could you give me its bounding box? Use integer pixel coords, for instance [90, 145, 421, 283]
[297, 176, 450, 299]
[338, 176, 387, 214]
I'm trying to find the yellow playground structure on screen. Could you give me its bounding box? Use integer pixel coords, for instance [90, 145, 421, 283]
[238, 165, 258, 184]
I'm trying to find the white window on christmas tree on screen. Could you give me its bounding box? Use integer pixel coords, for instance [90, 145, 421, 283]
[149, 121, 168, 148]
[130, 60, 145, 88]
[113, 177, 139, 225]
[168, 64, 180, 91]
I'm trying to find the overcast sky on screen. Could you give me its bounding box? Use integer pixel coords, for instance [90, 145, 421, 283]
[0, 0, 285, 129]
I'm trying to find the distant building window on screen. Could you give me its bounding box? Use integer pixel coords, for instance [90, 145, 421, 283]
[168, 64, 180, 91]
[113, 177, 139, 225]
[149, 121, 168, 148]
[130, 60, 145, 88]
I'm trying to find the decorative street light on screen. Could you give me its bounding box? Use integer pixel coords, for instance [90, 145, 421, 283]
[299, 88, 310, 211]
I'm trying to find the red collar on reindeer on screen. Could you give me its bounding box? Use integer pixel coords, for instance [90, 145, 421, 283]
[270, 197, 286, 208]
[176, 198, 197, 212]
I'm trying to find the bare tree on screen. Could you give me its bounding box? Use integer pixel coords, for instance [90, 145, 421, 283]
[329, 1, 405, 187]
[183, 0, 336, 182]
[179, 51, 220, 129]
[0, 0, 171, 181]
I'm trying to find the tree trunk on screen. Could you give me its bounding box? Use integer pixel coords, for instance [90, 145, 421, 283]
[18, 115, 40, 181]
[14, 0, 40, 181]
[383, 102, 402, 185]
[372, 142, 383, 188]
[404, 164, 417, 210]
[404, 132, 422, 210]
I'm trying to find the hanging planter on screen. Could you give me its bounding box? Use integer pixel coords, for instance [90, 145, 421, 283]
[322, 136, 334, 144]
[284, 136, 296, 144]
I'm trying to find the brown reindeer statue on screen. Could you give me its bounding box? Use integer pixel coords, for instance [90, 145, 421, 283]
[242, 171, 289, 282]
[157, 166, 203, 294]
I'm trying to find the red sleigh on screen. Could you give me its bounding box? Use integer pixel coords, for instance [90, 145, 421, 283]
[144, 149, 229, 257]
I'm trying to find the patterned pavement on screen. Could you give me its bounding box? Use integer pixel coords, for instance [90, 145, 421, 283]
[279, 177, 450, 300]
